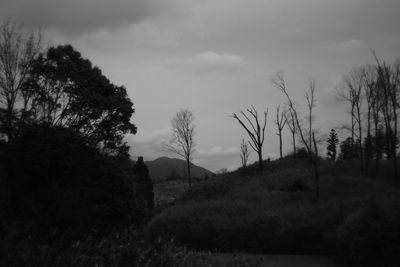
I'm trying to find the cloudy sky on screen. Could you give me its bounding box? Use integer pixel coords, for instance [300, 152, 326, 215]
[2, 0, 400, 171]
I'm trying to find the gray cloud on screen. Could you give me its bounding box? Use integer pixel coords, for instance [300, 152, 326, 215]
[0, 0, 172, 36]
[166, 51, 244, 74]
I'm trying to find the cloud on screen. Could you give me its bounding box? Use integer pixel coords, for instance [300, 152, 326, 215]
[166, 51, 244, 74]
[328, 39, 366, 51]
[0, 0, 172, 36]
[127, 127, 171, 160]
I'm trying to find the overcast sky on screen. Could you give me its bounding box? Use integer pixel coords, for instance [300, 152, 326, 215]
[2, 0, 400, 171]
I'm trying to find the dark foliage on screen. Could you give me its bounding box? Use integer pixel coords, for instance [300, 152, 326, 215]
[22, 44, 137, 155]
[133, 156, 154, 211]
[1, 124, 145, 235]
[326, 129, 339, 161]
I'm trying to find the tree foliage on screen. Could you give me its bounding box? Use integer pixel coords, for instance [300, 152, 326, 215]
[326, 129, 339, 161]
[22, 44, 137, 154]
[133, 157, 154, 210]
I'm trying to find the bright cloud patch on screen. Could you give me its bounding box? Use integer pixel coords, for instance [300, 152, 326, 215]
[166, 51, 244, 74]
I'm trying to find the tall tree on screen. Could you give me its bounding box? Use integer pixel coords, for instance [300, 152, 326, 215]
[327, 129, 339, 161]
[232, 106, 268, 172]
[22, 45, 137, 155]
[163, 109, 196, 186]
[0, 20, 42, 142]
[240, 138, 250, 167]
[275, 105, 287, 159]
[272, 71, 321, 200]
[133, 156, 154, 210]
[374, 54, 400, 186]
[285, 107, 297, 157]
[342, 68, 364, 174]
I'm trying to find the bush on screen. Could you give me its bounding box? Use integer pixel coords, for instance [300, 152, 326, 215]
[337, 197, 400, 266]
[2, 124, 147, 235]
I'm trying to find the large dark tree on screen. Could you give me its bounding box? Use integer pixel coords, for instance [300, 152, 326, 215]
[22, 45, 137, 155]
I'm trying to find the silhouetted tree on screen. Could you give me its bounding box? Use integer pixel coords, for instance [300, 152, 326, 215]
[339, 137, 360, 160]
[240, 138, 250, 167]
[0, 20, 42, 143]
[22, 45, 137, 155]
[275, 105, 287, 159]
[327, 129, 339, 161]
[163, 109, 196, 186]
[232, 106, 268, 172]
[285, 107, 297, 158]
[272, 71, 321, 200]
[133, 157, 154, 210]
[374, 54, 400, 186]
[341, 68, 365, 174]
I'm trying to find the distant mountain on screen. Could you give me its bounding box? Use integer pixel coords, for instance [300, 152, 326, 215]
[145, 157, 214, 183]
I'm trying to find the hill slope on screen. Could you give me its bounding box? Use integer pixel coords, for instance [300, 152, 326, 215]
[145, 157, 214, 183]
[147, 158, 400, 266]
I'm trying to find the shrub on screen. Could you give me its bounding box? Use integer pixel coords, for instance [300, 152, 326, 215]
[337, 197, 400, 266]
[2, 124, 146, 235]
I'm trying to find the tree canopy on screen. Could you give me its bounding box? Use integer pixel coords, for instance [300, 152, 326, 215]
[22, 44, 137, 154]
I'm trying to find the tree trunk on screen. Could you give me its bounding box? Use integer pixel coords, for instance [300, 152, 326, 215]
[258, 150, 263, 172]
[292, 132, 296, 158]
[186, 157, 192, 187]
[312, 133, 320, 200]
[279, 131, 283, 159]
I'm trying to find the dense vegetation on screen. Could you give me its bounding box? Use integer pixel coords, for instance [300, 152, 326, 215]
[148, 157, 400, 266]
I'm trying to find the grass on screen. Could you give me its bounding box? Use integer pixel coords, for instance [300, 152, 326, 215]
[147, 157, 400, 266]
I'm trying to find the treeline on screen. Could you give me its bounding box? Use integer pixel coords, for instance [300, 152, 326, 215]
[336, 58, 400, 183]
[0, 21, 153, 237]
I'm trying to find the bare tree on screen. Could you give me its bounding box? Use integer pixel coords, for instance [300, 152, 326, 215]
[374, 53, 400, 186]
[163, 109, 196, 186]
[0, 20, 42, 142]
[285, 107, 297, 157]
[232, 106, 268, 172]
[344, 69, 364, 175]
[362, 64, 378, 175]
[275, 105, 287, 159]
[272, 71, 320, 200]
[240, 138, 251, 167]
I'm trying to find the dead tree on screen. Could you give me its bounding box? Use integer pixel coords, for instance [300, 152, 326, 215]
[343, 69, 364, 175]
[232, 106, 268, 172]
[275, 105, 287, 159]
[163, 109, 196, 186]
[0, 20, 42, 142]
[362, 65, 378, 175]
[240, 138, 251, 167]
[272, 71, 320, 200]
[285, 107, 297, 157]
[374, 53, 400, 187]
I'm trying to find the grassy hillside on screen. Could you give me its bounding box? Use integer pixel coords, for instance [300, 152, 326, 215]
[146, 157, 214, 183]
[147, 158, 400, 266]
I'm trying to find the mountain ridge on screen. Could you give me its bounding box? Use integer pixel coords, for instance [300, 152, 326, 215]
[145, 157, 214, 183]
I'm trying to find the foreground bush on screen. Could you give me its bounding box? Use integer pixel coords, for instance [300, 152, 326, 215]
[1, 124, 147, 235]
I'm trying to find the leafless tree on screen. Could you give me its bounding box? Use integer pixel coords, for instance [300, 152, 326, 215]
[285, 107, 297, 157]
[232, 106, 268, 172]
[374, 53, 400, 186]
[240, 138, 251, 167]
[342, 68, 364, 175]
[272, 71, 321, 200]
[0, 20, 42, 142]
[163, 109, 196, 186]
[361, 64, 378, 175]
[275, 105, 287, 159]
